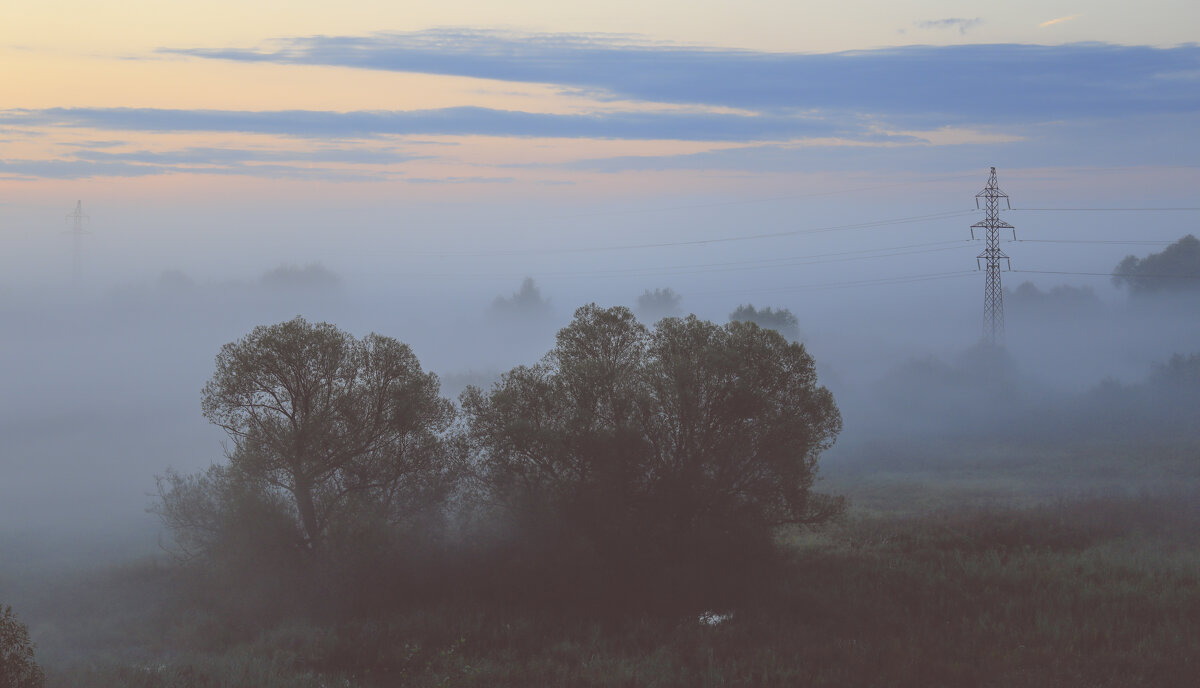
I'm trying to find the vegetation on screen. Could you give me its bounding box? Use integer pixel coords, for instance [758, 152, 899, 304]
[0, 605, 44, 688]
[1006, 280, 1100, 312]
[259, 263, 342, 291]
[11, 308, 1200, 687]
[1113, 234, 1200, 294]
[488, 276, 552, 319]
[26, 483, 1200, 688]
[728, 304, 801, 342]
[463, 306, 842, 603]
[634, 287, 683, 322]
[165, 316, 459, 552]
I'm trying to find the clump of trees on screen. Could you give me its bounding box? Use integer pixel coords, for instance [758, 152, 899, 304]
[1113, 235, 1200, 294]
[0, 605, 44, 688]
[488, 277, 552, 320]
[464, 306, 841, 600]
[634, 287, 683, 322]
[1006, 281, 1100, 314]
[158, 307, 841, 614]
[259, 263, 343, 291]
[729, 303, 802, 342]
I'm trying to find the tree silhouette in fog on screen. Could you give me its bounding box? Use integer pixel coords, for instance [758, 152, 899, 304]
[488, 277, 552, 320]
[463, 306, 842, 591]
[728, 303, 802, 342]
[190, 317, 457, 549]
[635, 287, 683, 323]
[1113, 235, 1200, 294]
[259, 263, 343, 291]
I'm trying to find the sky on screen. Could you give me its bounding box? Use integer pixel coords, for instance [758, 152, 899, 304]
[2, 0, 1198, 329]
[2, 0, 1200, 538]
[4, 1, 1198, 203]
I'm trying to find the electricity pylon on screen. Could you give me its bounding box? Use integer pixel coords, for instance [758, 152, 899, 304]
[970, 168, 1015, 347]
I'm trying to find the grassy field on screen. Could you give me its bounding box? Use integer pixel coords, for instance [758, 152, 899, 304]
[12, 438, 1200, 687]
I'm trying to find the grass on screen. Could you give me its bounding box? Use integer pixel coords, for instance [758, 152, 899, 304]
[19, 438, 1200, 687]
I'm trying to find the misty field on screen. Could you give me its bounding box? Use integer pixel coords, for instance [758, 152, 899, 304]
[4, 438, 1198, 688]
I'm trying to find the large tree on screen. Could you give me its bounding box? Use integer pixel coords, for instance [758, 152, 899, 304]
[1113, 234, 1200, 294]
[463, 305, 842, 570]
[199, 317, 456, 549]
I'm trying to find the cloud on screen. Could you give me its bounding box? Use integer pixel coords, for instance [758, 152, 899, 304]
[59, 140, 126, 149]
[164, 31, 1200, 126]
[0, 159, 165, 180]
[0, 146, 409, 181]
[403, 176, 515, 184]
[0, 106, 849, 142]
[558, 113, 1200, 174]
[914, 18, 983, 35]
[72, 146, 423, 165]
[1040, 15, 1083, 28]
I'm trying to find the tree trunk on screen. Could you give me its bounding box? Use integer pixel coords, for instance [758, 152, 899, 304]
[294, 476, 321, 548]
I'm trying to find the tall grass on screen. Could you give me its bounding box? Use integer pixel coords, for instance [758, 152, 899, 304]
[34, 492, 1200, 687]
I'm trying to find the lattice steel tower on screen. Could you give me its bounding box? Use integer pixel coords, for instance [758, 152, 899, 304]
[970, 168, 1015, 346]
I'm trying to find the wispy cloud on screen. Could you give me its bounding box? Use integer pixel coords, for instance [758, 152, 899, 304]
[72, 146, 422, 165]
[1039, 14, 1083, 28]
[162, 31, 1200, 126]
[914, 18, 983, 35]
[0, 106, 852, 142]
[557, 114, 1200, 174]
[0, 145, 418, 181]
[403, 176, 515, 185]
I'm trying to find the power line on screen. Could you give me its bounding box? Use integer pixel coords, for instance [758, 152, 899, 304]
[692, 270, 976, 297]
[1013, 269, 1200, 279]
[1011, 207, 1200, 212]
[553, 174, 977, 220]
[1016, 239, 1175, 245]
[403, 209, 977, 257]
[398, 241, 976, 281]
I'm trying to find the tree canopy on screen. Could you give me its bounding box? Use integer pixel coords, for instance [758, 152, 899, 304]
[635, 287, 683, 322]
[462, 305, 842, 576]
[195, 317, 457, 550]
[728, 303, 802, 342]
[1113, 235, 1200, 294]
[488, 277, 552, 320]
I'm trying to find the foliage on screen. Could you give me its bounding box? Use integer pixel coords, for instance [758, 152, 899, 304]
[728, 303, 801, 342]
[1113, 234, 1200, 294]
[1006, 280, 1099, 312]
[634, 287, 682, 322]
[152, 465, 302, 565]
[194, 316, 459, 549]
[259, 263, 342, 291]
[0, 605, 44, 688]
[41, 493, 1200, 688]
[1149, 351, 1200, 390]
[462, 305, 842, 599]
[487, 277, 551, 320]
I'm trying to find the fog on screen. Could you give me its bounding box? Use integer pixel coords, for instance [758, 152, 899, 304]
[1, 187, 1197, 555]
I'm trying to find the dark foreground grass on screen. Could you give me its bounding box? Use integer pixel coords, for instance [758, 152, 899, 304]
[38, 492, 1200, 688]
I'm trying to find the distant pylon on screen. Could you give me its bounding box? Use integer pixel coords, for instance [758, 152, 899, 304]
[65, 200, 89, 286]
[970, 168, 1015, 346]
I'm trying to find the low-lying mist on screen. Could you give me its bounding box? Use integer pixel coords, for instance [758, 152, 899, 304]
[1, 253, 1197, 552]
